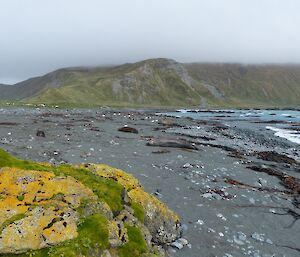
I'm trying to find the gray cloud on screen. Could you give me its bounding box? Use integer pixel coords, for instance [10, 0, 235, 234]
[0, 0, 300, 83]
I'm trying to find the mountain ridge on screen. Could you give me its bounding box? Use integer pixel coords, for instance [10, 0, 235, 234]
[1, 58, 300, 108]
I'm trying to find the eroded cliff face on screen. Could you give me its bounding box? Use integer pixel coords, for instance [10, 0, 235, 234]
[0, 149, 181, 257]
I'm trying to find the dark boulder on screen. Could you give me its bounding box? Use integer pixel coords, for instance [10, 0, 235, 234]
[118, 126, 138, 134]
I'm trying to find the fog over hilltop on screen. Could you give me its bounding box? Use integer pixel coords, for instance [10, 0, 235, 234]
[1, 0, 300, 83]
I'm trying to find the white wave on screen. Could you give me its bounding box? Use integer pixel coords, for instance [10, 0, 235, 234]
[176, 109, 191, 113]
[266, 126, 300, 144]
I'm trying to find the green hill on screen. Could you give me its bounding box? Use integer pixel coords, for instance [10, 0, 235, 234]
[1, 58, 300, 108]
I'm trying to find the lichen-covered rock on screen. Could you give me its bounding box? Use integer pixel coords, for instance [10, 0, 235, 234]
[0, 167, 94, 254]
[86, 164, 182, 244]
[0, 149, 181, 256]
[128, 188, 181, 244]
[108, 220, 128, 247]
[0, 206, 78, 253]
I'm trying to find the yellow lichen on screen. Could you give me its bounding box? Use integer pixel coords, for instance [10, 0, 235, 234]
[82, 164, 141, 191]
[0, 167, 95, 254]
[128, 188, 179, 222]
[82, 164, 180, 222]
[0, 149, 180, 256]
[108, 220, 128, 247]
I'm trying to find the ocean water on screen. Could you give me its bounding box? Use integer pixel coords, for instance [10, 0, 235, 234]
[162, 109, 300, 145]
[168, 109, 300, 122]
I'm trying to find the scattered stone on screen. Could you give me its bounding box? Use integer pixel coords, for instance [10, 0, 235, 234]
[171, 241, 183, 250]
[177, 238, 189, 246]
[265, 238, 273, 245]
[233, 232, 247, 245]
[251, 233, 265, 242]
[249, 197, 256, 204]
[118, 126, 138, 134]
[152, 149, 171, 154]
[196, 219, 204, 225]
[258, 178, 268, 187]
[158, 119, 181, 127]
[182, 163, 193, 168]
[36, 130, 46, 137]
[0, 122, 19, 126]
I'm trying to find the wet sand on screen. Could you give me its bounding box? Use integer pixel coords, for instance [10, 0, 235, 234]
[0, 107, 299, 257]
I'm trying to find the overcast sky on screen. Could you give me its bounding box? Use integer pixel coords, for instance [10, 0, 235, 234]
[1, 0, 300, 84]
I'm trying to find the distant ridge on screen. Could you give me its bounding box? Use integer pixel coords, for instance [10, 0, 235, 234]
[1, 58, 300, 108]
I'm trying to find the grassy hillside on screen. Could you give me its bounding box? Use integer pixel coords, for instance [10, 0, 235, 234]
[27, 59, 204, 107]
[1, 59, 300, 108]
[185, 63, 300, 108]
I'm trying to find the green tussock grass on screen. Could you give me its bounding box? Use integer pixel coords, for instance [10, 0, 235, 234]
[130, 202, 145, 223]
[117, 225, 148, 257]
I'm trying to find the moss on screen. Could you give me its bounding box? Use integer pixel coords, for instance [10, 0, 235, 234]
[128, 188, 180, 222]
[46, 214, 109, 257]
[0, 213, 26, 234]
[55, 165, 123, 213]
[131, 202, 145, 223]
[117, 225, 147, 257]
[17, 194, 25, 201]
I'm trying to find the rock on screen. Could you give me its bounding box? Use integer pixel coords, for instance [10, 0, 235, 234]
[152, 149, 171, 154]
[36, 130, 46, 137]
[251, 233, 265, 242]
[108, 220, 128, 247]
[265, 238, 273, 244]
[258, 178, 267, 186]
[158, 119, 180, 127]
[249, 197, 256, 204]
[182, 163, 193, 168]
[0, 122, 19, 126]
[233, 232, 247, 245]
[0, 167, 94, 254]
[171, 241, 183, 249]
[196, 219, 204, 225]
[0, 149, 179, 256]
[202, 192, 215, 199]
[118, 126, 138, 134]
[83, 164, 181, 244]
[146, 137, 198, 150]
[101, 250, 112, 257]
[177, 238, 189, 246]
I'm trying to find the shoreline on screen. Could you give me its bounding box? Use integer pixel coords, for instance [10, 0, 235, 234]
[0, 107, 299, 257]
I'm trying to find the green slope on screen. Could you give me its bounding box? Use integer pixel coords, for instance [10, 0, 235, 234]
[185, 63, 300, 108]
[27, 59, 203, 107]
[1, 58, 300, 108]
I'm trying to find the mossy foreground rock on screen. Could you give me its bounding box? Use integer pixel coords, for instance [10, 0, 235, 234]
[0, 149, 181, 257]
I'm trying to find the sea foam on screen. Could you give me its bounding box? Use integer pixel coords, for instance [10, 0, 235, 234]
[266, 126, 300, 144]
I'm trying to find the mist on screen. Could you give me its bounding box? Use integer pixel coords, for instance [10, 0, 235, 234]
[1, 0, 300, 84]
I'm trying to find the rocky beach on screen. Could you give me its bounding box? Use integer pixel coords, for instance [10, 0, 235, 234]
[0, 107, 299, 257]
